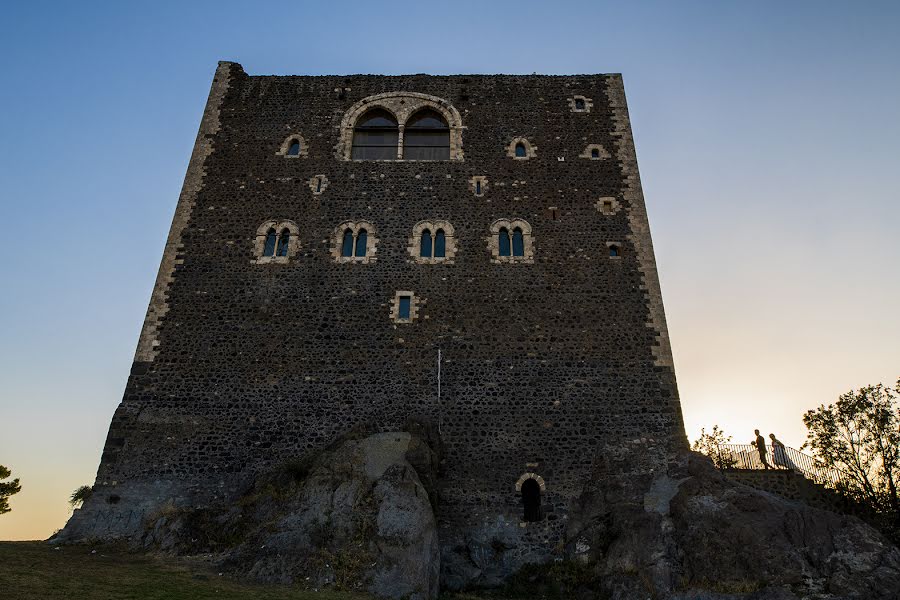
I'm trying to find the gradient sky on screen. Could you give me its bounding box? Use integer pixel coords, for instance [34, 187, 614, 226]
[1, 1, 898, 541]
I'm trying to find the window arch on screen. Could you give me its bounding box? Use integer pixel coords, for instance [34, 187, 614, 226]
[339, 92, 464, 161]
[332, 221, 379, 263]
[408, 221, 457, 264]
[607, 242, 622, 259]
[404, 109, 450, 160]
[507, 137, 536, 160]
[352, 109, 399, 160]
[488, 219, 534, 263]
[515, 473, 546, 523]
[277, 134, 308, 158]
[580, 144, 609, 161]
[254, 220, 300, 264]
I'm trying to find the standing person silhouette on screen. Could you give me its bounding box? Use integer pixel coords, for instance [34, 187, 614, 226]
[769, 433, 800, 472]
[754, 429, 772, 470]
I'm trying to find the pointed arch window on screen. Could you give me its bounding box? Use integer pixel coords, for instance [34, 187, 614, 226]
[341, 229, 354, 257]
[433, 229, 446, 258]
[419, 229, 433, 258]
[263, 228, 277, 257]
[512, 227, 525, 257]
[498, 228, 511, 257]
[352, 109, 399, 160]
[355, 229, 368, 257]
[404, 109, 450, 160]
[276, 229, 290, 257]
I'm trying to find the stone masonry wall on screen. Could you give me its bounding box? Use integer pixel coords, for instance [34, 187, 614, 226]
[85, 63, 686, 559]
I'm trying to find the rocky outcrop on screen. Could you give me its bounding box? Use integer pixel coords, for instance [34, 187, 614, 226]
[137, 430, 440, 600]
[570, 451, 900, 600]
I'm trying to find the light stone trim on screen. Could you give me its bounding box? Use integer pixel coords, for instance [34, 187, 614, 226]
[134, 62, 239, 363]
[568, 95, 593, 113]
[487, 219, 534, 264]
[507, 137, 536, 160]
[337, 92, 464, 161]
[580, 144, 610, 160]
[606, 241, 623, 260]
[276, 134, 309, 158]
[606, 76, 675, 370]
[596, 197, 621, 216]
[469, 175, 489, 197]
[331, 221, 379, 264]
[253, 220, 300, 264]
[390, 291, 422, 324]
[407, 220, 458, 264]
[515, 472, 546, 492]
[309, 174, 329, 195]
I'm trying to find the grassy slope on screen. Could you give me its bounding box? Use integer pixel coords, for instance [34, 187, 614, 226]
[0, 541, 369, 600]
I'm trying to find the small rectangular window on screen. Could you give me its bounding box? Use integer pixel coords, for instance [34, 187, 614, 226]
[398, 296, 411, 320]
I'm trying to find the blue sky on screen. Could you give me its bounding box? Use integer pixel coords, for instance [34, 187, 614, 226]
[1, 1, 899, 539]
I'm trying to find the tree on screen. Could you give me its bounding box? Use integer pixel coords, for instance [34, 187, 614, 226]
[69, 485, 93, 509]
[692, 425, 738, 469]
[803, 379, 900, 513]
[0, 465, 22, 515]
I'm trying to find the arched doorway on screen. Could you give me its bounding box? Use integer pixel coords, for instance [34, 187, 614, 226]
[521, 478, 542, 522]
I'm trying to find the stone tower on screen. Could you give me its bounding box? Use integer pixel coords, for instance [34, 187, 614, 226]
[63, 61, 686, 583]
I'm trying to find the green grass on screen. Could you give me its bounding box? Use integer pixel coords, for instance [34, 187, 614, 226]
[0, 541, 370, 600]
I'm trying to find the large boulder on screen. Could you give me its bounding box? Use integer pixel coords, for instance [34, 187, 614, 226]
[571, 451, 900, 599]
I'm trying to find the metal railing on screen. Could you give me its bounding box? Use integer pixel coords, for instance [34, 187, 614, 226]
[718, 443, 847, 489]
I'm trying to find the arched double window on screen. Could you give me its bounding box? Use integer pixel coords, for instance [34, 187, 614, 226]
[342, 93, 463, 161]
[351, 109, 399, 160]
[333, 222, 378, 263]
[409, 221, 456, 263]
[255, 220, 299, 263]
[490, 219, 533, 263]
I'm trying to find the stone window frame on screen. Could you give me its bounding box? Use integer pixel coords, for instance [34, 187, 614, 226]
[596, 197, 621, 216]
[253, 219, 300, 264]
[337, 92, 465, 161]
[607, 241, 623, 259]
[487, 218, 535, 264]
[469, 175, 489, 197]
[579, 144, 610, 161]
[331, 221, 379, 264]
[568, 95, 593, 113]
[515, 472, 546, 492]
[390, 290, 422, 324]
[276, 134, 309, 158]
[309, 174, 329, 195]
[507, 137, 537, 160]
[408, 220, 458, 264]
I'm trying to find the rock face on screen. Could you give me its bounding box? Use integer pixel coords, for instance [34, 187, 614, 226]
[569, 451, 900, 600]
[136, 430, 440, 600]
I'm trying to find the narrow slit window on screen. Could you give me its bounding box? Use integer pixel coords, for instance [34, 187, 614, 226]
[515, 143, 527, 158]
[420, 229, 433, 258]
[355, 229, 368, 257]
[341, 229, 354, 257]
[398, 296, 412, 320]
[263, 228, 277, 257]
[316, 177, 322, 193]
[276, 229, 290, 257]
[434, 229, 446, 258]
[287, 139, 301, 156]
[512, 227, 525, 257]
[498, 227, 511, 256]
[476, 180, 482, 195]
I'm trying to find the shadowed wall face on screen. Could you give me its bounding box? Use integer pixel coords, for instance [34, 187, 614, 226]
[85, 63, 684, 547]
